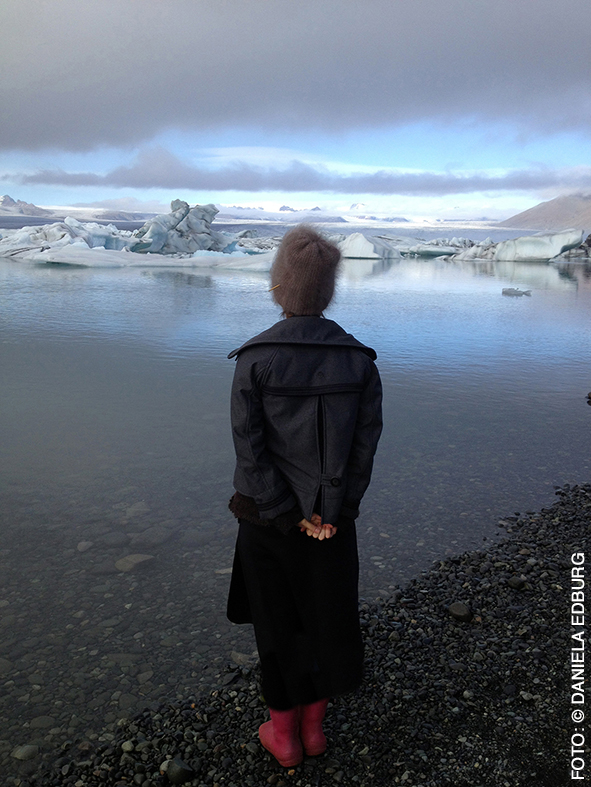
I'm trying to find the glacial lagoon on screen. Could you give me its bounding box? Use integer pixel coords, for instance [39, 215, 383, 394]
[0, 226, 590, 760]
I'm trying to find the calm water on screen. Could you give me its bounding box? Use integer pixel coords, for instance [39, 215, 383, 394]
[1, 249, 590, 590]
[1, 241, 590, 756]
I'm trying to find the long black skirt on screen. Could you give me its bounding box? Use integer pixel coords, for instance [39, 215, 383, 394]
[227, 518, 363, 710]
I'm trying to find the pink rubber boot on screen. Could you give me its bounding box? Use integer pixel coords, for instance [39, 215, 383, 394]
[299, 698, 329, 756]
[259, 707, 303, 767]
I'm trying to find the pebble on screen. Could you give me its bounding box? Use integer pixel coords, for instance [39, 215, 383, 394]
[447, 601, 473, 621]
[11, 745, 39, 761]
[114, 553, 155, 572]
[76, 541, 93, 553]
[165, 756, 195, 784]
[507, 575, 526, 589]
[29, 715, 56, 729]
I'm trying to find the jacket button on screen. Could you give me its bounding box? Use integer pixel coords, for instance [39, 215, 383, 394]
[330, 477, 341, 487]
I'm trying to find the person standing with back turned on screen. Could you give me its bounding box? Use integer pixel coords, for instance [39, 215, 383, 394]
[227, 225, 383, 767]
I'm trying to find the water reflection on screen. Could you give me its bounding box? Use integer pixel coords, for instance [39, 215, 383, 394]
[147, 270, 214, 288]
[339, 253, 587, 292]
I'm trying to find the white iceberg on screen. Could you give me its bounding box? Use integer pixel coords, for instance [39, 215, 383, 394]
[0, 219, 131, 257]
[129, 201, 233, 254]
[0, 200, 240, 261]
[7, 244, 276, 270]
[405, 237, 474, 257]
[338, 232, 400, 260]
[450, 229, 583, 262]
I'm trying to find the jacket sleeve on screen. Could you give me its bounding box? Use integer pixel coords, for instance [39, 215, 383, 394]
[340, 361, 383, 520]
[230, 350, 299, 520]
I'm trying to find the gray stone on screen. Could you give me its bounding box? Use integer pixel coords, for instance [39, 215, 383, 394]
[448, 602, 473, 622]
[166, 756, 195, 784]
[99, 617, 122, 628]
[77, 540, 93, 552]
[508, 575, 526, 590]
[115, 554, 155, 572]
[119, 693, 138, 710]
[11, 744, 39, 761]
[30, 715, 55, 729]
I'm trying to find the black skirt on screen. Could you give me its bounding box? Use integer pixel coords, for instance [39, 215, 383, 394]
[227, 518, 363, 710]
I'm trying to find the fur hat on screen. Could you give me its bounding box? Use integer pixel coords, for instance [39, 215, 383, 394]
[270, 225, 341, 315]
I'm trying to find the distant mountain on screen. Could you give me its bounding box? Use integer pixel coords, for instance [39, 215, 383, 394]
[499, 195, 591, 231]
[0, 194, 53, 217]
[355, 214, 409, 223]
[279, 205, 296, 212]
[99, 211, 154, 222]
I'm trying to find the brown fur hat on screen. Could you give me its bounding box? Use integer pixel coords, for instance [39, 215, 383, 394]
[270, 225, 341, 315]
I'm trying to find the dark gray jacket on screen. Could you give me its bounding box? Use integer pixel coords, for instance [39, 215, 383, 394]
[228, 316, 382, 525]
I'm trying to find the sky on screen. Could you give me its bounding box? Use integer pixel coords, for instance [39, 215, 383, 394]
[1, 0, 591, 220]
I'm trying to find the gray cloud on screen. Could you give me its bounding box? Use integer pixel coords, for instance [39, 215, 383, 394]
[16, 148, 591, 195]
[1, 0, 590, 151]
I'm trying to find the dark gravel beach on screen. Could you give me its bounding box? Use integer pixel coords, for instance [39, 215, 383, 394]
[9, 482, 586, 787]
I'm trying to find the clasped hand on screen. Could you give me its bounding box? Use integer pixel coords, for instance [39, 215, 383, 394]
[298, 512, 337, 540]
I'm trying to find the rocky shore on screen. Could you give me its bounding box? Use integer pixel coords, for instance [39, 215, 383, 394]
[7, 482, 588, 787]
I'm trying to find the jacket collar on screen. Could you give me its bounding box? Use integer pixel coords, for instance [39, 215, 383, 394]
[228, 315, 377, 360]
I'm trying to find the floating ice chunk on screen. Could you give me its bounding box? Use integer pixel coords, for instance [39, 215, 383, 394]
[9, 244, 276, 270]
[405, 237, 474, 257]
[451, 229, 583, 262]
[129, 199, 190, 253]
[502, 288, 532, 297]
[407, 243, 460, 257]
[494, 229, 583, 261]
[338, 232, 400, 259]
[0, 217, 132, 256]
[63, 217, 131, 250]
[0, 221, 76, 256]
[0, 200, 246, 261]
[129, 201, 232, 255]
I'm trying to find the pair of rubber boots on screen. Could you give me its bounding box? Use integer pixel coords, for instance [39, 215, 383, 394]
[259, 698, 328, 767]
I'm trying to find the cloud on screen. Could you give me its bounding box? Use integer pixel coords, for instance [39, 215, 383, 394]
[1, 0, 590, 151]
[15, 148, 591, 195]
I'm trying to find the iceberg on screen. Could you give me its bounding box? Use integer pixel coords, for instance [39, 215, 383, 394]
[450, 229, 583, 262]
[129, 201, 233, 254]
[3, 244, 276, 270]
[0, 219, 131, 256]
[405, 237, 474, 257]
[0, 200, 240, 262]
[338, 232, 400, 260]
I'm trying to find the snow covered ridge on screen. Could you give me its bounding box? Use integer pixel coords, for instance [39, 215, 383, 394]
[0, 199, 587, 268]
